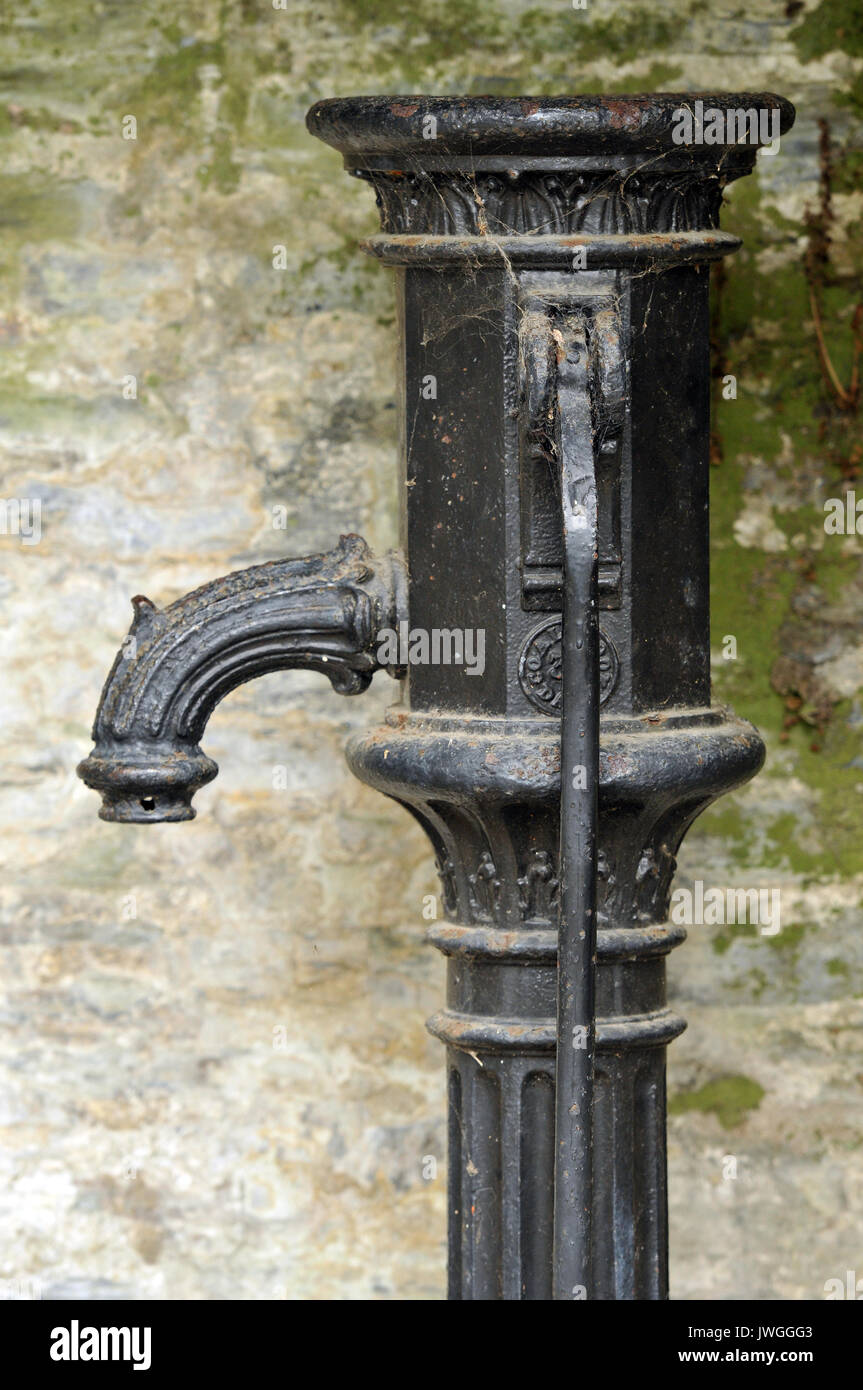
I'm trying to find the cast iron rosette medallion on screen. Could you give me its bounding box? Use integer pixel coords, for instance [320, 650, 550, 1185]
[518, 617, 619, 715]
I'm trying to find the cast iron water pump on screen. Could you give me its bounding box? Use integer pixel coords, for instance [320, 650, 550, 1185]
[79, 93, 794, 1300]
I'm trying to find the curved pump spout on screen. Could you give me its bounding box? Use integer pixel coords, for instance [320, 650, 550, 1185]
[77, 535, 406, 823]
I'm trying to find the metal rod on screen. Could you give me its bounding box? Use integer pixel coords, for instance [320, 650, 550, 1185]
[553, 316, 600, 1300]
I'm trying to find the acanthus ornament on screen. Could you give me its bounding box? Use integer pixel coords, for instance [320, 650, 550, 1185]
[359, 167, 727, 237]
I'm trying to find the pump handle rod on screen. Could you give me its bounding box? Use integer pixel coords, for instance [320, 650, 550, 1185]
[552, 313, 600, 1300]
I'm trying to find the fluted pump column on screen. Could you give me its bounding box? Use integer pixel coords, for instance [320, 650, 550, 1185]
[309, 94, 792, 1299]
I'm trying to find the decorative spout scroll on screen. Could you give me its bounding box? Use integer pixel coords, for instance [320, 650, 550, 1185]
[78, 535, 407, 823]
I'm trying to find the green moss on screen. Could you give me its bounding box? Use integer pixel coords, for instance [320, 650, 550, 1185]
[761, 813, 820, 875]
[330, 0, 686, 89]
[0, 176, 81, 245]
[792, 0, 863, 60]
[695, 802, 758, 870]
[669, 1074, 766, 1129]
[749, 967, 769, 998]
[638, 63, 685, 91]
[765, 921, 808, 952]
[125, 38, 227, 115]
[791, 3, 863, 150]
[833, 149, 863, 196]
[198, 132, 242, 195]
[826, 957, 851, 977]
[517, 7, 682, 67]
[785, 719, 863, 879]
[711, 919, 809, 974]
[705, 155, 863, 878]
[712, 920, 758, 954]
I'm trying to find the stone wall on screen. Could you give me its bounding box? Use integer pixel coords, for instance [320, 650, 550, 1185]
[1, 0, 861, 1300]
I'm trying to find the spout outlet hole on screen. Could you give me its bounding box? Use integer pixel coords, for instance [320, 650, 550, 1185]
[140, 796, 156, 812]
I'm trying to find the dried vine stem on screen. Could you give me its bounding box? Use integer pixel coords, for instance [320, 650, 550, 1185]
[805, 118, 862, 416]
